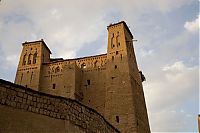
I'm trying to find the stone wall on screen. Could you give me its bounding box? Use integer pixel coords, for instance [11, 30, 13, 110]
[0, 79, 119, 133]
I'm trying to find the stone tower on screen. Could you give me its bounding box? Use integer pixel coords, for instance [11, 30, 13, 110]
[104, 22, 150, 132]
[15, 40, 51, 91]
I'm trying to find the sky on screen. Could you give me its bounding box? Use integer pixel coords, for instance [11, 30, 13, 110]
[0, 0, 199, 132]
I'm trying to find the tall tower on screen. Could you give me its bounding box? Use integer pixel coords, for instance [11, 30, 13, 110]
[15, 39, 51, 91]
[104, 21, 150, 133]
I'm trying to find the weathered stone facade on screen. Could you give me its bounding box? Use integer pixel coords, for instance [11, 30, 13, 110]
[14, 21, 150, 133]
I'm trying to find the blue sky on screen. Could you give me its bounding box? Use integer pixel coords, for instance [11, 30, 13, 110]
[0, 0, 199, 132]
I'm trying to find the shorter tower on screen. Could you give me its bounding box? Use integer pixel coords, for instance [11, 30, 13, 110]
[15, 39, 51, 91]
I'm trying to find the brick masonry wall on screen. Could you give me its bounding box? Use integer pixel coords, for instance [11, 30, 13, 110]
[0, 79, 119, 133]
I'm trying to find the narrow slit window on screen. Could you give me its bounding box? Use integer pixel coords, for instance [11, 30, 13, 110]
[120, 54, 123, 60]
[33, 52, 37, 64]
[30, 72, 33, 83]
[20, 73, 23, 84]
[53, 84, 56, 89]
[116, 51, 119, 55]
[116, 116, 119, 123]
[87, 80, 90, 85]
[28, 54, 32, 64]
[112, 56, 114, 62]
[115, 65, 117, 69]
[22, 54, 27, 65]
[111, 33, 114, 48]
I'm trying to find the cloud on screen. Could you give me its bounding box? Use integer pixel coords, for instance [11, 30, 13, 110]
[184, 15, 199, 33]
[152, 0, 194, 12]
[162, 61, 187, 71]
[144, 61, 198, 131]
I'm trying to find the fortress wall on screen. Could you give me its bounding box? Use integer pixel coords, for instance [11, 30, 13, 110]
[81, 69, 107, 116]
[0, 79, 119, 133]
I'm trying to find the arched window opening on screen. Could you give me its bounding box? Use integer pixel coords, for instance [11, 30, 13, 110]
[55, 66, 60, 73]
[22, 54, 27, 65]
[33, 52, 37, 64]
[111, 33, 115, 48]
[28, 54, 32, 65]
[116, 32, 120, 47]
[81, 63, 86, 69]
[94, 60, 98, 68]
[116, 51, 119, 55]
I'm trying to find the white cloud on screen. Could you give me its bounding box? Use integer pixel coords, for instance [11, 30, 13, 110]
[184, 15, 199, 33]
[140, 49, 154, 57]
[162, 61, 186, 71]
[150, 0, 194, 12]
[144, 61, 198, 131]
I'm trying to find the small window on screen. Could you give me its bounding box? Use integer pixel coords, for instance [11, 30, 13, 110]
[120, 54, 123, 60]
[28, 54, 32, 65]
[118, 43, 120, 46]
[81, 63, 86, 69]
[94, 60, 98, 68]
[112, 56, 114, 62]
[87, 80, 90, 85]
[115, 65, 117, 69]
[33, 52, 37, 64]
[116, 116, 119, 123]
[55, 66, 60, 73]
[53, 84, 56, 89]
[116, 51, 119, 55]
[22, 54, 27, 65]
